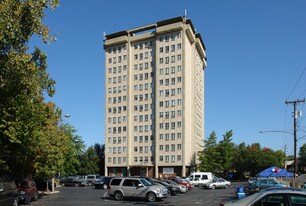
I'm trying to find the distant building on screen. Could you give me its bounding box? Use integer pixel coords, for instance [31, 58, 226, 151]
[104, 16, 207, 178]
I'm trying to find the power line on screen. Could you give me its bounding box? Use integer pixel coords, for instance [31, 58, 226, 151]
[286, 67, 306, 101]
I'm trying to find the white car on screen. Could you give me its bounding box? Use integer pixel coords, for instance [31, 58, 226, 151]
[203, 178, 230, 189]
[220, 187, 306, 206]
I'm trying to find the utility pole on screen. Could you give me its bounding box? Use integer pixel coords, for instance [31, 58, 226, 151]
[285, 98, 305, 182]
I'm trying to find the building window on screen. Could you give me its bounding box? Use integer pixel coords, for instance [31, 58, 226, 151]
[171, 144, 175, 151]
[165, 57, 169, 64]
[165, 155, 169, 162]
[171, 155, 175, 162]
[171, 45, 175, 52]
[165, 46, 169, 53]
[177, 54, 182, 61]
[177, 65, 182, 72]
[177, 155, 181, 161]
[159, 145, 163, 151]
[159, 123, 164, 129]
[159, 58, 163, 64]
[171, 56, 175, 63]
[160, 156, 163, 161]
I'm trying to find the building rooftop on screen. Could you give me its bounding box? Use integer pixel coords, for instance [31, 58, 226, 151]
[104, 16, 206, 51]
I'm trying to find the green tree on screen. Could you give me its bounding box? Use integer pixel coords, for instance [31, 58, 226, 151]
[58, 123, 86, 176]
[216, 130, 235, 174]
[0, 0, 60, 178]
[77, 146, 99, 175]
[198, 131, 221, 173]
[299, 143, 306, 167]
[233, 143, 285, 177]
[94, 143, 105, 175]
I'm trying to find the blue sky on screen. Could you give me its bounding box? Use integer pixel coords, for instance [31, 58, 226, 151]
[36, 0, 306, 155]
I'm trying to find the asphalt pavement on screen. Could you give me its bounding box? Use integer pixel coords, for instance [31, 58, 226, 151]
[27, 181, 248, 206]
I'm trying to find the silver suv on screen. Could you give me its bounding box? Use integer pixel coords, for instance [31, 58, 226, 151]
[108, 177, 168, 202]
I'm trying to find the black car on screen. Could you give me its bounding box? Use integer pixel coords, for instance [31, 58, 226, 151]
[155, 180, 180, 195]
[0, 178, 19, 206]
[94, 176, 113, 189]
[60, 177, 86, 187]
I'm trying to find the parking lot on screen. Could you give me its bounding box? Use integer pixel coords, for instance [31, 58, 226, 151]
[27, 181, 248, 206]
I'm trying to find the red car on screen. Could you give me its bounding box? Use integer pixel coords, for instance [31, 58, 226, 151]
[17, 179, 38, 204]
[167, 176, 192, 190]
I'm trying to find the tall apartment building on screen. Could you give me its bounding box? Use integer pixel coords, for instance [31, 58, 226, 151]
[104, 16, 207, 178]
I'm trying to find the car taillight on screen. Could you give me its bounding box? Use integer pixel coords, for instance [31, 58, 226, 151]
[108, 186, 111, 190]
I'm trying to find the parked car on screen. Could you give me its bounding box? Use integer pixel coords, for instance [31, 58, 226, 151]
[60, 177, 86, 187]
[187, 172, 214, 186]
[0, 178, 19, 206]
[16, 179, 38, 204]
[154, 180, 180, 195]
[248, 177, 256, 185]
[167, 176, 192, 190]
[248, 177, 288, 194]
[85, 174, 100, 186]
[161, 179, 188, 193]
[94, 176, 113, 189]
[108, 177, 168, 202]
[203, 177, 230, 189]
[220, 187, 306, 206]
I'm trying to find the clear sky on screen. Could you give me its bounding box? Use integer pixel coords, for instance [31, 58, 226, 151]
[34, 0, 306, 155]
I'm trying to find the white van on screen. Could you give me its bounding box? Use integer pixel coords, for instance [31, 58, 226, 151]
[187, 172, 215, 186]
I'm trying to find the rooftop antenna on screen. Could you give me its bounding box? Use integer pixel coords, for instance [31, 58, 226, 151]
[184, 9, 187, 18]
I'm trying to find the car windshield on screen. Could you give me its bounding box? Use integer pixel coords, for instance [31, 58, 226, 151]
[140, 179, 152, 186]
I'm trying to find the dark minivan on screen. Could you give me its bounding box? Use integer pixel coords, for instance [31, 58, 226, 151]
[0, 178, 19, 206]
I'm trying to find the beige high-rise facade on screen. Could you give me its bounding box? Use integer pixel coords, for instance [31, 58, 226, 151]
[104, 16, 207, 178]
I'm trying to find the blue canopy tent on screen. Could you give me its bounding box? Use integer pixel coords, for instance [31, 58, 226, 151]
[257, 166, 294, 177]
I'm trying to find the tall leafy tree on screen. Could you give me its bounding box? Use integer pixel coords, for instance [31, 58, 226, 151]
[299, 143, 306, 168]
[77, 146, 99, 175]
[94, 143, 105, 175]
[58, 123, 86, 176]
[216, 130, 235, 174]
[0, 0, 60, 178]
[198, 131, 221, 173]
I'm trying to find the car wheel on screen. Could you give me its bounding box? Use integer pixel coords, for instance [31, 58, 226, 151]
[211, 185, 216, 190]
[224, 184, 229, 189]
[147, 192, 157, 202]
[103, 184, 108, 189]
[33, 192, 38, 201]
[114, 191, 123, 201]
[13, 197, 18, 206]
[24, 195, 30, 205]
